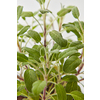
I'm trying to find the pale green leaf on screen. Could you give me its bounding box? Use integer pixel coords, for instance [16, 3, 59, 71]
[24, 69, 37, 92]
[32, 80, 46, 96]
[49, 30, 67, 47]
[17, 25, 30, 36]
[28, 30, 41, 43]
[21, 12, 33, 17]
[57, 6, 74, 17]
[72, 6, 80, 19]
[17, 6, 23, 20]
[63, 56, 82, 73]
[39, 9, 52, 14]
[22, 47, 40, 62]
[17, 24, 24, 31]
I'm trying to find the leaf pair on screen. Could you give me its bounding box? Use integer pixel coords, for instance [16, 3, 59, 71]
[55, 83, 84, 100]
[57, 6, 80, 19]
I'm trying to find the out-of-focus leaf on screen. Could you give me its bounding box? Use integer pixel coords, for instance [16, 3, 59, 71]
[17, 25, 30, 36]
[17, 24, 24, 31]
[57, 6, 74, 17]
[21, 12, 33, 17]
[17, 6, 23, 20]
[36, 0, 45, 4]
[39, 9, 52, 14]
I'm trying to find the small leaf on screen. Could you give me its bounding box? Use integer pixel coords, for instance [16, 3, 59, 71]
[62, 23, 81, 39]
[39, 9, 52, 14]
[57, 6, 74, 17]
[24, 69, 37, 92]
[22, 47, 40, 62]
[17, 24, 24, 31]
[32, 80, 46, 96]
[17, 65, 20, 71]
[40, 47, 45, 56]
[58, 47, 78, 59]
[28, 30, 41, 43]
[63, 56, 81, 73]
[21, 11, 33, 17]
[72, 6, 80, 19]
[69, 91, 84, 100]
[50, 49, 59, 54]
[51, 43, 61, 51]
[39, 56, 45, 62]
[36, 0, 45, 4]
[17, 6, 23, 20]
[55, 84, 67, 100]
[69, 41, 84, 49]
[62, 75, 78, 82]
[49, 30, 67, 47]
[28, 93, 39, 100]
[17, 52, 28, 62]
[32, 25, 38, 30]
[74, 21, 84, 34]
[17, 25, 30, 36]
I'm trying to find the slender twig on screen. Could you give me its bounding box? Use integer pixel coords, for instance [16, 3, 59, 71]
[79, 78, 84, 82]
[76, 62, 84, 76]
[17, 75, 24, 81]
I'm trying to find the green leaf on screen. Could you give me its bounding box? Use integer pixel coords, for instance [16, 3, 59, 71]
[39, 56, 45, 62]
[24, 69, 37, 92]
[17, 52, 28, 62]
[57, 6, 74, 17]
[58, 47, 78, 59]
[32, 80, 46, 96]
[69, 91, 84, 100]
[51, 43, 61, 51]
[17, 24, 24, 31]
[17, 65, 20, 71]
[55, 84, 67, 100]
[49, 30, 67, 47]
[21, 12, 33, 17]
[17, 6, 23, 20]
[62, 23, 81, 39]
[27, 30, 41, 43]
[17, 25, 30, 36]
[74, 21, 84, 34]
[36, 0, 45, 4]
[62, 75, 78, 82]
[22, 47, 40, 62]
[32, 25, 38, 30]
[28, 93, 39, 100]
[39, 9, 52, 14]
[40, 47, 45, 56]
[66, 82, 77, 93]
[63, 56, 81, 73]
[69, 41, 84, 49]
[72, 6, 80, 19]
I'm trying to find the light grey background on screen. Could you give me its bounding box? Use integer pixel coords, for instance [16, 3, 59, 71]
[17, 0, 84, 93]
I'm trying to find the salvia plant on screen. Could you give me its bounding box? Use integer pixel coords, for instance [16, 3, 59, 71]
[17, 0, 84, 100]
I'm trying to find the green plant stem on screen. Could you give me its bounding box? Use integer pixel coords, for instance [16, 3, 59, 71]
[47, 81, 56, 85]
[46, 0, 51, 9]
[33, 16, 43, 32]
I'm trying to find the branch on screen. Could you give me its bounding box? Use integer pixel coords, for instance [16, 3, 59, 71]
[17, 75, 24, 81]
[79, 78, 84, 82]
